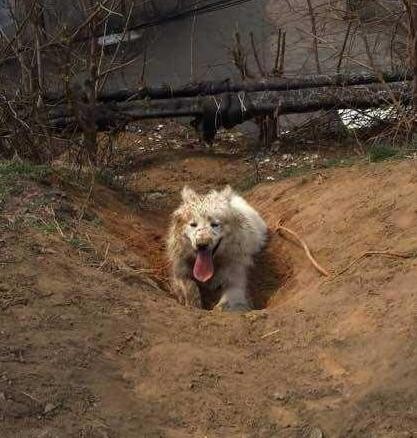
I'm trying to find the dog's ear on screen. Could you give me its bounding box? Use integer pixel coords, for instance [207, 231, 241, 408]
[220, 185, 233, 200]
[181, 186, 198, 203]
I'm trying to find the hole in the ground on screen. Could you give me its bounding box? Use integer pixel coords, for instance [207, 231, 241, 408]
[197, 248, 290, 310]
[111, 201, 291, 311]
[84, 171, 292, 311]
[144, 236, 292, 311]
[249, 248, 292, 310]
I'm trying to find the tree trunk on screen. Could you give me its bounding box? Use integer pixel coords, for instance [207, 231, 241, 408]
[46, 82, 410, 133]
[44, 70, 412, 104]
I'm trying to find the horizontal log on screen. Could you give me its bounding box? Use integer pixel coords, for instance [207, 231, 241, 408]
[47, 82, 410, 133]
[45, 70, 412, 104]
[253, 82, 410, 114]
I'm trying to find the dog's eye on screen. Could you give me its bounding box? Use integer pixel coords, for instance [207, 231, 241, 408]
[211, 222, 220, 228]
[190, 222, 198, 228]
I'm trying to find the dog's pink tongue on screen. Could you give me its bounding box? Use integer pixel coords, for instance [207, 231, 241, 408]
[193, 249, 214, 282]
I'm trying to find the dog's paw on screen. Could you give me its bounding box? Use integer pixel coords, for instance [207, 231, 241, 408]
[184, 293, 202, 309]
[213, 300, 251, 313]
[185, 298, 202, 308]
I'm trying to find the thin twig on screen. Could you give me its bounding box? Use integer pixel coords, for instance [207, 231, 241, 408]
[98, 56, 140, 78]
[67, 1, 110, 43]
[250, 31, 265, 77]
[97, 13, 109, 83]
[98, 1, 134, 92]
[33, 0, 44, 101]
[190, 9, 197, 82]
[0, 1, 36, 60]
[45, 206, 65, 238]
[337, 20, 352, 73]
[360, 22, 404, 116]
[278, 30, 286, 77]
[273, 29, 282, 75]
[232, 28, 254, 80]
[99, 242, 111, 269]
[276, 225, 330, 277]
[261, 329, 280, 339]
[21, 391, 41, 403]
[296, 26, 373, 70]
[78, 170, 95, 223]
[306, 0, 321, 74]
[140, 39, 148, 85]
[332, 250, 415, 279]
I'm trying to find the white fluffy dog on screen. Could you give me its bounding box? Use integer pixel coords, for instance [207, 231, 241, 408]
[167, 185, 267, 311]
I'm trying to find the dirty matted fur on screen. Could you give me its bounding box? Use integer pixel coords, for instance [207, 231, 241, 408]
[166, 185, 267, 311]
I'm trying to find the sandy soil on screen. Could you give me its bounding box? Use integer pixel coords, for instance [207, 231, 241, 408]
[1, 129, 417, 437]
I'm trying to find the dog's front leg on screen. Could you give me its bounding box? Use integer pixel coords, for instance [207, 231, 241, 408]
[173, 277, 202, 308]
[214, 265, 251, 312]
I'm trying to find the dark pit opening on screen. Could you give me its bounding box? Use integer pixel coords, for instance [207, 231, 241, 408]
[196, 242, 291, 311]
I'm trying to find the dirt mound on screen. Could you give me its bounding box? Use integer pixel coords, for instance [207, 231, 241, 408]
[1, 156, 417, 437]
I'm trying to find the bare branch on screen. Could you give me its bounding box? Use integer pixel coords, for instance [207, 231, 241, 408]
[306, 0, 321, 74]
[250, 32, 266, 77]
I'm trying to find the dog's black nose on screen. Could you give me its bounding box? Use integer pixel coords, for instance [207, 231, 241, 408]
[197, 244, 209, 251]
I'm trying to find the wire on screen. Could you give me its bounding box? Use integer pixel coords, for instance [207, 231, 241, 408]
[93, 0, 258, 35]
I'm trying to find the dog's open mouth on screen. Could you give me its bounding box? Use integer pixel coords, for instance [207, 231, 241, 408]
[193, 240, 221, 283]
